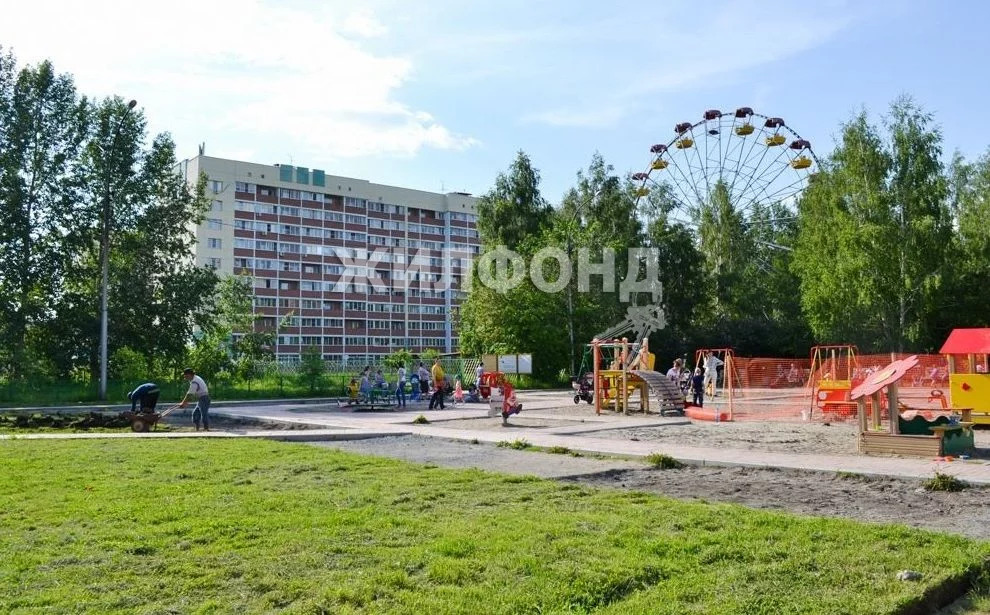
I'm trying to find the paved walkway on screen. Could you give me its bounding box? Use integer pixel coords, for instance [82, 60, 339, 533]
[210, 402, 990, 485]
[5, 395, 990, 485]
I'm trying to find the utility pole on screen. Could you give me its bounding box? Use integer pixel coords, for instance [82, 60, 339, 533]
[98, 99, 137, 401]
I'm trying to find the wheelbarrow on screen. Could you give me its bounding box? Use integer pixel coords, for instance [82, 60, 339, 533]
[122, 403, 181, 433]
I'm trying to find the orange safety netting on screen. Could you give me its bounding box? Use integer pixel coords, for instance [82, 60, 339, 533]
[693, 353, 959, 423]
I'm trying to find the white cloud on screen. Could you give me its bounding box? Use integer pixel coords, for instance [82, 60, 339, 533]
[0, 0, 475, 162]
[342, 10, 388, 38]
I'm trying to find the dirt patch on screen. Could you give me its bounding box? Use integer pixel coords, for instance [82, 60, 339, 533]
[566, 465, 990, 540]
[320, 435, 990, 540]
[160, 412, 320, 432]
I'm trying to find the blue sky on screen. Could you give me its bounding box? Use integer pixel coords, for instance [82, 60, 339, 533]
[2, 0, 988, 201]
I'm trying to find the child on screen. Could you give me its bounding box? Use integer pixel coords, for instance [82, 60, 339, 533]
[691, 368, 704, 407]
[500, 381, 522, 424]
[453, 378, 464, 405]
[347, 379, 359, 404]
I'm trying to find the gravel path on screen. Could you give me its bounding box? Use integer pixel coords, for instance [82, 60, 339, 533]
[317, 435, 990, 540]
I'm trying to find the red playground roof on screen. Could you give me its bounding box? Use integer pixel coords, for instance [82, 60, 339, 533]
[939, 328, 990, 354]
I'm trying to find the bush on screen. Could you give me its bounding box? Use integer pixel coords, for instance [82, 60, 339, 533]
[646, 453, 685, 469]
[110, 347, 148, 383]
[296, 347, 326, 393]
[922, 471, 967, 492]
[496, 439, 531, 450]
[547, 446, 572, 455]
[412, 415, 429, 424]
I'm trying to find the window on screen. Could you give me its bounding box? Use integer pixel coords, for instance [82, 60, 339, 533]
[278, 298, 300, 308]
[301, 336, 321, 346]
[301, 299, 320, 309]
[260, 187, 273, 197]
[300, 318, 321, 327]
[209, 179, 223, 193]
[279, 206, 300, 217]
[255, 297, 277, 308]
[235, 182, 256, 193]
[279, 188, 300, 200]
[211, 199, 223, 212]
[325, 318, 343, 328]
[324, 211, 344, 223]
[345, 336, 367, 346]
[207, 218, 222, 230]
[345, 214, 365, 225]
[207, 238, 222, 249]
[344, 301, 366, 311]
[345, 197, 366, 208]
[295, 167, 310, 184]
[206, 257, 221, 269]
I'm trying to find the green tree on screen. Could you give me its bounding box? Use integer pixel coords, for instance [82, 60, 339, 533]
[942, 149, 990, 330]
[383, 349, 412, 370]
[0, 50, 89, 377]
[793, 98, 951, 351]
[420, 348, 441, 363]
[297, 346, 326, 393]
[475, 151, 552, 250]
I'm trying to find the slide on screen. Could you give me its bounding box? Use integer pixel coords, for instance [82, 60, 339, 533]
[632, 370, 685, 416]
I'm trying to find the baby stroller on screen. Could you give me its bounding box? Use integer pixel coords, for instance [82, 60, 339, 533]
[571, 372, 594, 404]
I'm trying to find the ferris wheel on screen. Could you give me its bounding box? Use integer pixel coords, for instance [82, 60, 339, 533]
[632, 107, 820, 233]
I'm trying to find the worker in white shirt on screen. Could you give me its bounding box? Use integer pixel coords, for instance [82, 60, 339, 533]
[703, 352, 723, 397]
[179, 368, 211, 431]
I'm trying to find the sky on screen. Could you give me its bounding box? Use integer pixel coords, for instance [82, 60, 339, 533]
[2, 0, 989, 201]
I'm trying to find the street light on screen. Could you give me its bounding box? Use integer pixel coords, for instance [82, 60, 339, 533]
[98, 98, 137, 401]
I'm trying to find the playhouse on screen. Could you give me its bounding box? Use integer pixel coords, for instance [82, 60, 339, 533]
[940, 328, 990, 425]
[852, 355, 975, 457]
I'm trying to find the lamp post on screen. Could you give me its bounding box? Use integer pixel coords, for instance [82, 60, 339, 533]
[565, 186, 605, 377]
[98, 98, 137, 401]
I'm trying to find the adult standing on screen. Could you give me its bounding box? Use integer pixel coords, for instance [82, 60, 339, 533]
[703, 352, 723, 397]
[417, 362, 430, 398]
[179, 368, 211, 431]
[429, 358, 446, 410]
[396, 364, 407, 408]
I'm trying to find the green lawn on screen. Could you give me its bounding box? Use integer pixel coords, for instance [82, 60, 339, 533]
[0, 440, 987, 614]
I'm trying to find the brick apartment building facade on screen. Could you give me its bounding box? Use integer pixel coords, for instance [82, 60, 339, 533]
[179, 155, 480, 364]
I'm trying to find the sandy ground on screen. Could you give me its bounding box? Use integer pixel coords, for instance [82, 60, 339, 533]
[320, 435, 990, 541]
[604, 421, 861, 455]
[592, 420, 990, 457]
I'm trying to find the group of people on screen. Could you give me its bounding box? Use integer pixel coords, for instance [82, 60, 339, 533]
[664, 352, 724, 408]
[351, 359, 485, 410]
[126, 368, 212, 430]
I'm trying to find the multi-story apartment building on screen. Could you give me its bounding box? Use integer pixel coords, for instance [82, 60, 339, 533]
[178, 155, 480, 364]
